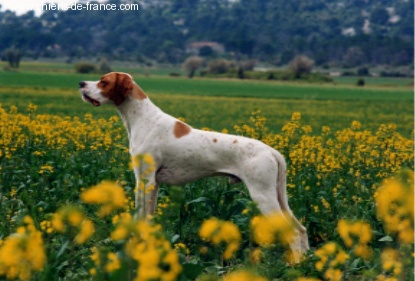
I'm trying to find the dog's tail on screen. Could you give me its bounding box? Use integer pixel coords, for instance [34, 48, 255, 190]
[273, 149, 307, 234]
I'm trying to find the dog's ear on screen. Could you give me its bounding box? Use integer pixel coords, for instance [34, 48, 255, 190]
[112, 73, 134, 106]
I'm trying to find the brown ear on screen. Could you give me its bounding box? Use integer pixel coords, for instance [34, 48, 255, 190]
[112, 73, 133, 106]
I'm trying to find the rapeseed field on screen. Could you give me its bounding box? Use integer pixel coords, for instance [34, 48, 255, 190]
[0, 102, 413, 281]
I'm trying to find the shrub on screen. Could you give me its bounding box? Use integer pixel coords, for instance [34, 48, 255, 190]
[3, 47, 22, 68]
[357, 67, 370, 76]
[182, 56, 204, 78]
[207, 59, 236, 74]
[75, 62, 96, 74]
[98, 58, 112, 74]
[380, 71, 409, 78]
[288, 55, 314, 77]
[239, 59, 256, 71]
[356, 78, 365, 86]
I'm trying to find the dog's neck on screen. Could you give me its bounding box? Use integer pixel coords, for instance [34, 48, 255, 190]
[115, 89, 162, 142]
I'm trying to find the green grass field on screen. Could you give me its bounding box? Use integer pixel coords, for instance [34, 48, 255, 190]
[0, 62, 413, 281]
[0, 69, 413, 136]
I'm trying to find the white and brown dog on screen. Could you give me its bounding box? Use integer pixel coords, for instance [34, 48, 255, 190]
[79, 72, 309, 260]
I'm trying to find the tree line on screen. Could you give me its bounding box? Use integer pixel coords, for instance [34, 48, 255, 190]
[0, 0, 413, 67]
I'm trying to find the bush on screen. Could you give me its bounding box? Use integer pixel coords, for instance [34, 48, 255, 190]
[182, 56, 204, 78]
[239, 59, 256, 71]
[357, 78, 365, 86]
[75, 62, 96, 74]
[98, 58, 112, 74]
[207, 59, 236, 74]
[288, 55, 314, 77]
[357, 67, 370, 76]
[3, 47, 22, 68]
[380, 71, 409, 78]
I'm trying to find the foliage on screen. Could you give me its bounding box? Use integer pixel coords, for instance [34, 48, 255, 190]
[0, 0, 412, 66]
[356, 78, 365, 87]
[289, 55, 315, 78]
[206, 59, 236, 74]
[74, 62, 96, 74]
[182, 56, 204, 78]
[98, 58, 113, 74]
[3, 47, 22, 68]
[0, 103, 413, 280]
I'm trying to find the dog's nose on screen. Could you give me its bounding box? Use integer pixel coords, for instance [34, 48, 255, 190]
[79, 81, 86, 88]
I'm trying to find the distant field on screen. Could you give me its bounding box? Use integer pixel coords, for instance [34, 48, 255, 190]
[0, 69, 413, 136]
[333, 75, 413, 87]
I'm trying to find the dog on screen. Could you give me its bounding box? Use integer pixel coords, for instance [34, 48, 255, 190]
[79, 72, 309, 261]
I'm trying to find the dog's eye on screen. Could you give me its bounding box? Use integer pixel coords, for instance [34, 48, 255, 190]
[100, 80, 108, 86]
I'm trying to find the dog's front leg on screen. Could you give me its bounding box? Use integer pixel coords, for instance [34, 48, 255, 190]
[134, 169, 158, 220]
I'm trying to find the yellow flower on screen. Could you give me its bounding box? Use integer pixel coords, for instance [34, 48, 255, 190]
[89, 268, 97, 276]
[174, 243, 190, 255]
[90, 247, 101, 266]
[143, 153, 155, 166]
[9, 188, 17, 198]
[291, 112, 301, 121]
[381, 248, 402, 276]
[121, 219, 182, 281]
[0, 216, 46, 281]
[111, 224, 129, 241]
[81, 181, 127, 217]
[337, 219, 372, 259]
[251, 212, 294, 246]
[315, 242, 349, 277]
[375, 171, 414, 244]
[351, 120, 362, 130]
[199, 218, 241, 260]
[75, 219, 95, 244]
[50, 206, 94, 244]
[249, 248, 262, 264]
[221, 270, 268, 281]
[131, 154, 156, 177]
[324, 268, 342, 281]
[105, 253, 121, 272]
[199, 217, 220, 239]
[67, 210, 84, 227]
[39, 164, 54, 174]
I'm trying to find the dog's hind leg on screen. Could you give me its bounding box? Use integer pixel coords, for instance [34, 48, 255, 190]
[240, 154, 308, 263]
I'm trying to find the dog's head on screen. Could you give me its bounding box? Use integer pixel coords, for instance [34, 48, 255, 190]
[79, 72, 146, 106]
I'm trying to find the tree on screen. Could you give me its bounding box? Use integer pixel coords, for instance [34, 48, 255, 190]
[288, 55, 314, 77]
[182, 56, 204, 78]
[3, 47, 22, 68]
[371, 7, 389, 25]
[343, 47, 366, 68]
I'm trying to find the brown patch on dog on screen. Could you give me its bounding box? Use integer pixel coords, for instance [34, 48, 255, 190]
[131, 84, 147, 100]
[233, 139, 238, 144]
[98, 72, 144, 105]
[174, 121, 191, 138]
[213, 139, 217, 143]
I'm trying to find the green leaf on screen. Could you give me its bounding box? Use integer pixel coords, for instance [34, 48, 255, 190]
[187, 197, 211, 205]
[56, 240, 70, 259]
[182, 263, 205, 280]
[378, 235, 393, 242]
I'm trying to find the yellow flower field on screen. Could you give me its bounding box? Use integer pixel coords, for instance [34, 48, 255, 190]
[0, 103, 413, 281]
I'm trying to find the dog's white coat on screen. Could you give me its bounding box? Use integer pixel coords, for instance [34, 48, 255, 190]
[80, 72, 309, 261]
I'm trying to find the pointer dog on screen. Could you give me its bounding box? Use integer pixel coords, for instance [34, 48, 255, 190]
[79, 72, 309, 260]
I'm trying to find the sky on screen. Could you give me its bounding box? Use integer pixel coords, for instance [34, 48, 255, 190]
[0, 0, 102, 15]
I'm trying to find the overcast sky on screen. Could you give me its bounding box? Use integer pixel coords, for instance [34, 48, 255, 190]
[0, 0, 102, 15]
